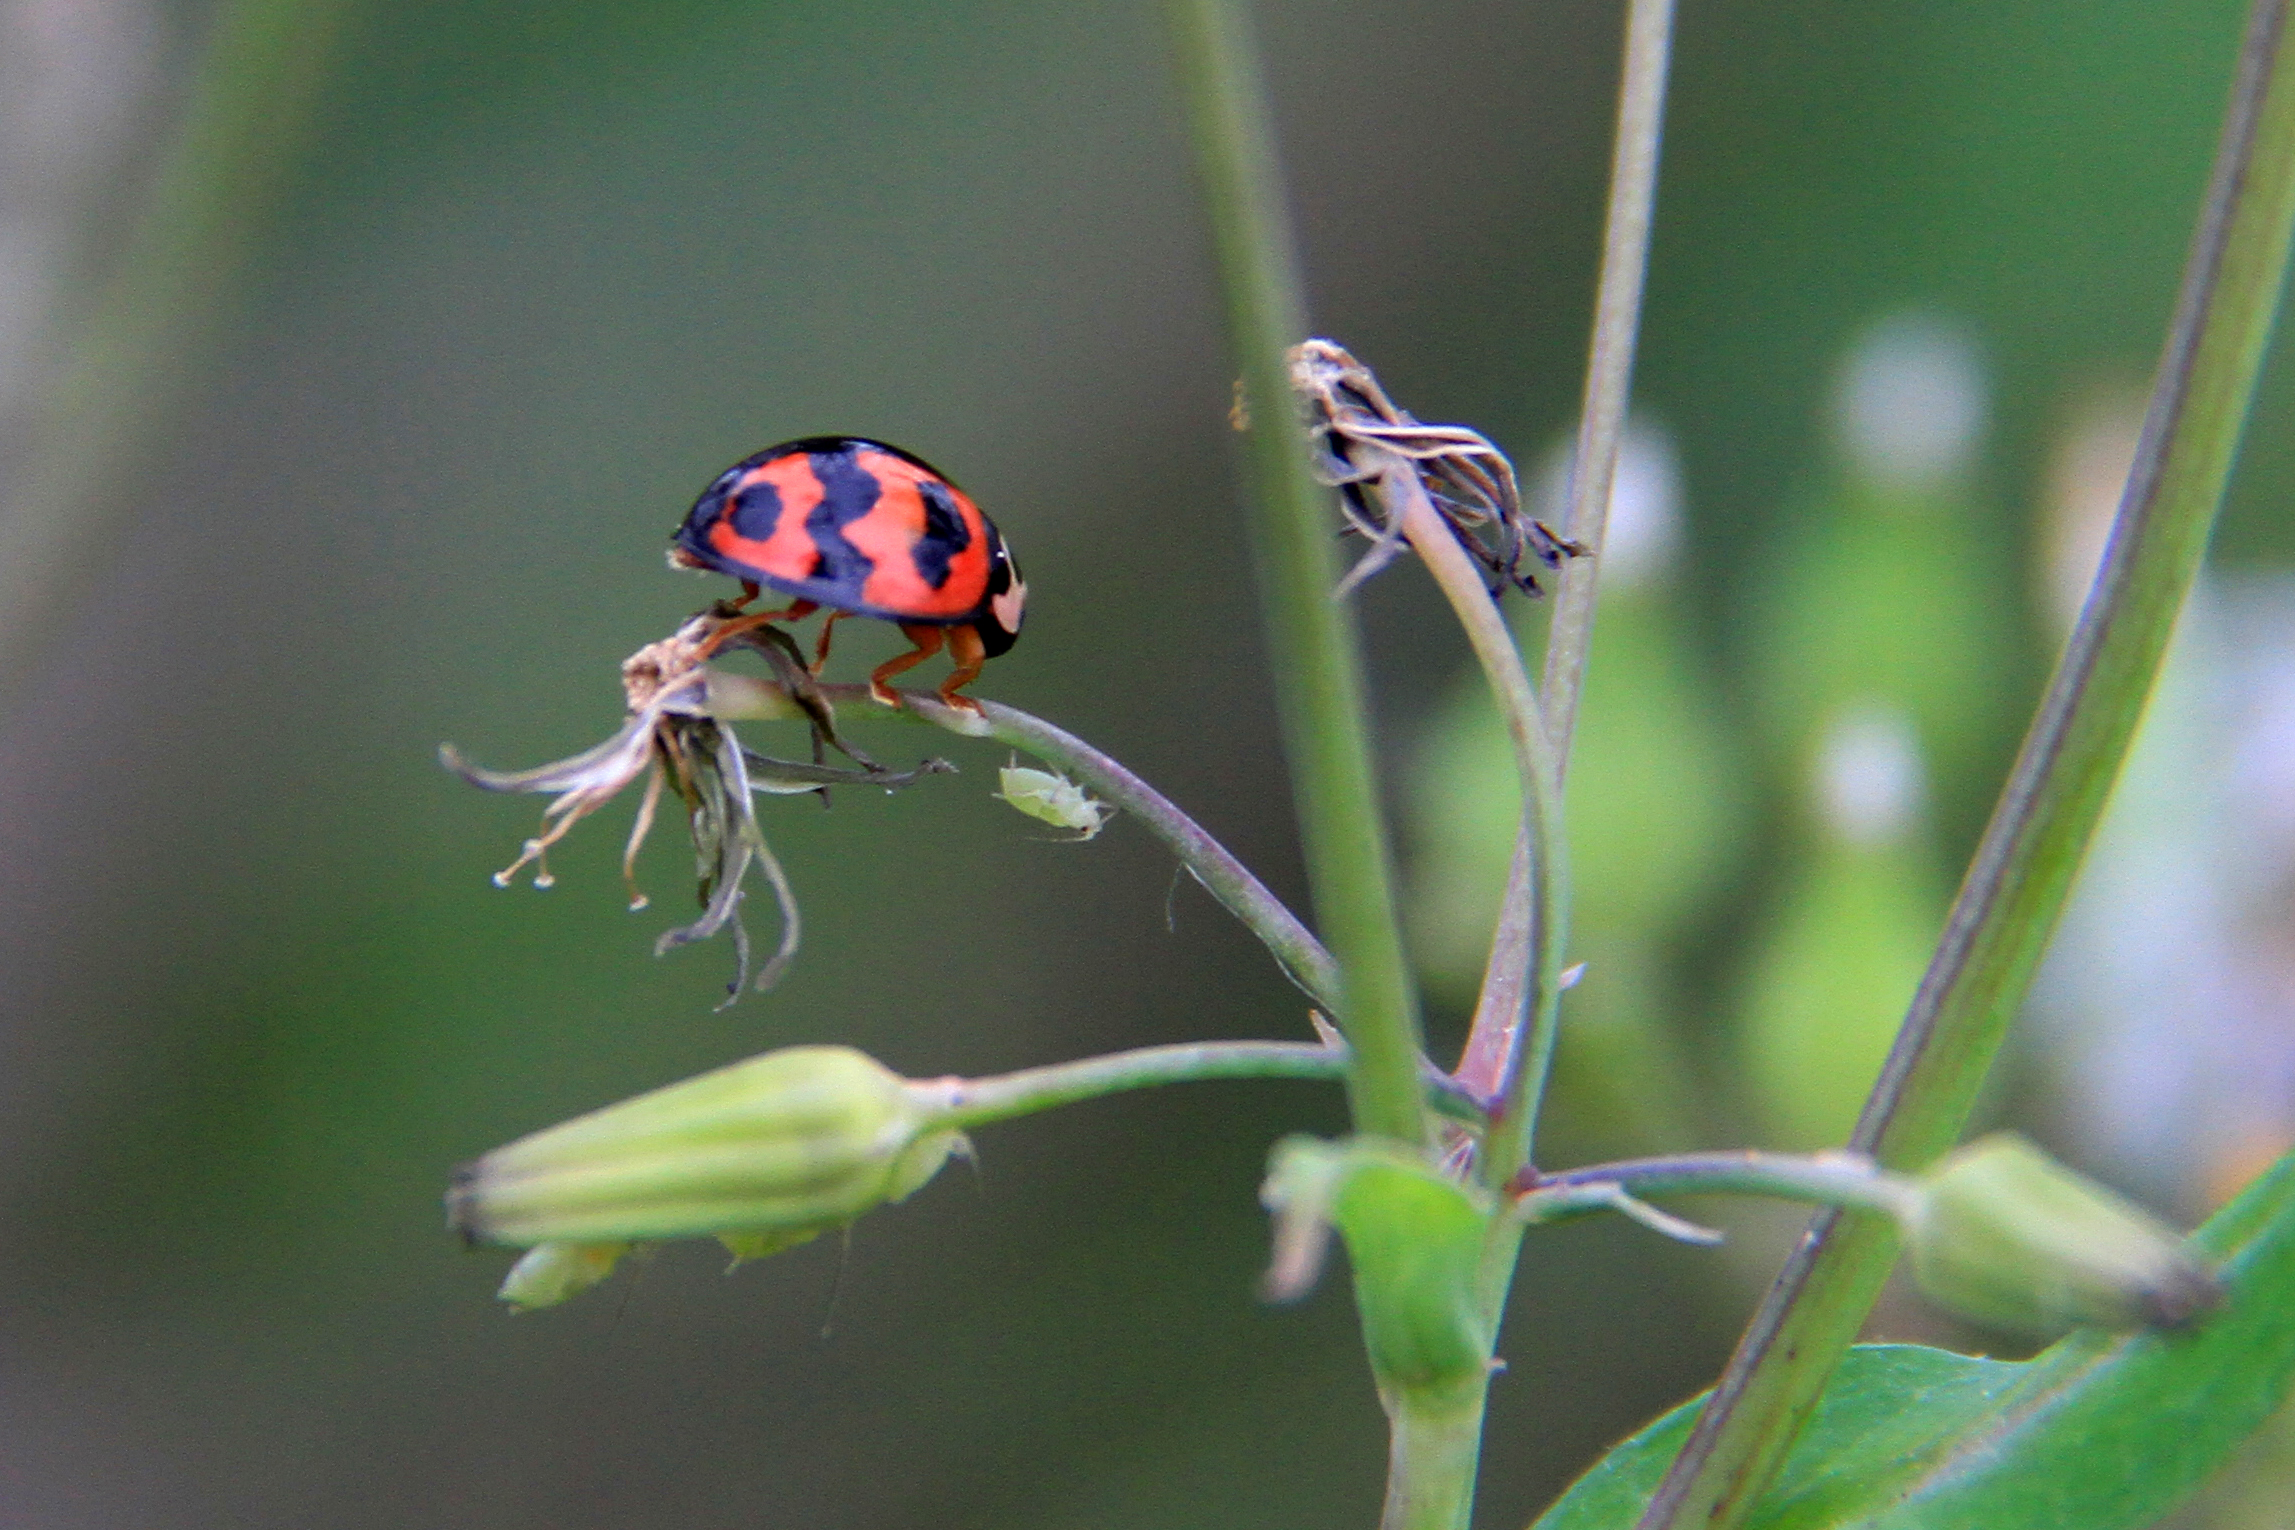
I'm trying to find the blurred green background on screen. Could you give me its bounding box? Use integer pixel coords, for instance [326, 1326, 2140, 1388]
[5, 1, 2290, 1526]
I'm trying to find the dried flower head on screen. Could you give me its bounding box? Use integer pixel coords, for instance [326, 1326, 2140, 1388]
[442, 611, 953, 1003]
[1287, 338, 1583, 599]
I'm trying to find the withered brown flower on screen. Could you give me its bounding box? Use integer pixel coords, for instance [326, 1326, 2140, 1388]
[443, 612, 952, 1003]
[1288, 338, 1582, 599]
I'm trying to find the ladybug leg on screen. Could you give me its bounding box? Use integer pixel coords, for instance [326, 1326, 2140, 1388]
[810, 610, 848, 673]
[936, 623, 988, 713]
[750, 597, 819, 625]
[868, 623, 947, 706]
[700, 598, 818, 658]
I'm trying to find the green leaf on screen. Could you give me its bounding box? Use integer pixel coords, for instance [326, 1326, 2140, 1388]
[1330, 1157, 1496, 1402]
[1262, 1137, 1496, 1406]
[1533, 1150, 2295, 1529]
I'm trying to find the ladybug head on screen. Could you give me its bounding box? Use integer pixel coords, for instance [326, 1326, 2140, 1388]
[974, 525, 1026, 658]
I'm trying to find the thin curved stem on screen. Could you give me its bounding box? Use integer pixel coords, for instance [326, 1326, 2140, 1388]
[698, 670, 1340, 1010]
[1463, 0, 1675, 1184]
[926, 1038, 1487, 1133]
[1379, 464, 1566, 1185]
[1517, 1151, 1918, 1227]
[1540, 0, 1677, 769]
[974, 698, 1344, 1008]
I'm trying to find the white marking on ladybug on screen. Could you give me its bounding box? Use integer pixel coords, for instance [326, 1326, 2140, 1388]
[990, 578, 1027, 636]
[994, 760, 1111, 840]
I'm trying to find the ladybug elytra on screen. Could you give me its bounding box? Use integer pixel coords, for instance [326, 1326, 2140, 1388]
[668, 437, 1025, 710]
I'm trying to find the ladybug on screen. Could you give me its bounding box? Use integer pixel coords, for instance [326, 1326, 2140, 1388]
[667, 437, 1025, 710]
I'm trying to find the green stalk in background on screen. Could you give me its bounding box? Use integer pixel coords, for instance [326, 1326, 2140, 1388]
[0, 0, 358, 707]
[1540, 0, 1677, 767]
[1164, 0, 1427, 1148]
[1639, 3, 2295, 1525]
[1452, 0, 1675, 1168]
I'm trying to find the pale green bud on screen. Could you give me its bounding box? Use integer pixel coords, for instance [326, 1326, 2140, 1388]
[1906, 1133, 2221, 1333]
[498, 1242, 633, 1311]
[448, 1045, 965, 1253]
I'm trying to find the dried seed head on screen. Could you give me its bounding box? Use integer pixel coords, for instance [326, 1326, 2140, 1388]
[1287, 338, 1582, 599]
[442, 615, 952, 1001]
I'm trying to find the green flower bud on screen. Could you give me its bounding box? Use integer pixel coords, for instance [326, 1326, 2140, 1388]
[448, 1045, 965, 1253]
[498, 1242, 633, 1311]
[1906, 1133, 2222, 1333]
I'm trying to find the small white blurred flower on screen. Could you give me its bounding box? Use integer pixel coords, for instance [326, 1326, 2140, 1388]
[1832, 311, 1987, 493]
[1531, 417, 1683, 592]
[1815, 707, 1926, 846]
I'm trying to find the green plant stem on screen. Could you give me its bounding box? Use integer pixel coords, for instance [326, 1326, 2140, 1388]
[1365, 457, 1558, 1530]
[1165, 0, 1427, 1147]
[699, 671, 1341, 1009]
[0, 0, 359, 707]
[1463, 0, 1675, 1165]
[1541, 0, 1677, 770]
[1516, 1151, 1919, 1227]
[926, 1038, 1487, 1132]
[1638, 5, 2295, 1527]
[1381, 465, 1566, 1184]
[1383, 1399, 1485, 1530]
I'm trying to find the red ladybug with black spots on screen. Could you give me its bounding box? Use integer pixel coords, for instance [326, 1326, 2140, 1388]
[668, 437, 1025, 711]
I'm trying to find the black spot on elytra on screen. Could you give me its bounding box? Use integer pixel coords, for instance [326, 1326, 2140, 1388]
[911, 479, 971, 590]
[728, 474, 782, 542]
[804, 446, 882, 590]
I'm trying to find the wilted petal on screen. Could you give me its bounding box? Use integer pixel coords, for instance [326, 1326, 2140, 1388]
[438, 717, 654, 798]
[440, 720, 660, 890]
[743, 750, 957, 796]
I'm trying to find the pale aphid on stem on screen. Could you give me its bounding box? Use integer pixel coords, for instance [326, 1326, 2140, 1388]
[994, 759, 1114, 841]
